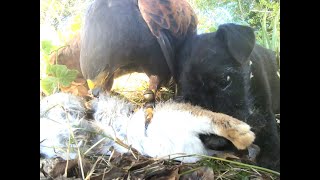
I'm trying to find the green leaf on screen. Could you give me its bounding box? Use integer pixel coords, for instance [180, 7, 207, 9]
[45, 64, 56, 76]
[41, 40, 54, 55]
[59, 69, 78, 87]
[40, 76, 59, 95]
[45, 64, 79, 87]
[208, 26, 217, 33]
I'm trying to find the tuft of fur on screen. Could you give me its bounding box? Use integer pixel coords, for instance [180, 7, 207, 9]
[40, 93, 92, 159]
[90, 93, 137, 154]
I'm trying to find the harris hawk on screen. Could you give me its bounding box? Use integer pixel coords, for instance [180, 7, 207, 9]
[80, 0, 197, 125]
[81, 0, 197, 94]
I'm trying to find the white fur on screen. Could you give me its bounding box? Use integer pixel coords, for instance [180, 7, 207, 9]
[40, 93, 88, 159]
[126, 108, 213, 162]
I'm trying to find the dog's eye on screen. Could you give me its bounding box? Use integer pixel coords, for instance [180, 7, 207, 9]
[220, 75, 232, 90]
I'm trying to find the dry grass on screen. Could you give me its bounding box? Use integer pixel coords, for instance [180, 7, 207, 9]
[41, 147, 280, 179]
[111, 73, 175, 106]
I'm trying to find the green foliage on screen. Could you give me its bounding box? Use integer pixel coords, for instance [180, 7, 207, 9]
[261, 11, 270, 49]
[41, 0, 86, 95]
[40, 38, 79, 95]
[41, 64, 79, 95]
[188, 0, 280, 69]
[40, 76, 59, 95]
[41, 40, 55, 55]
[188, 0, 279, 43]
[40, 39, 57, 80]
[260, 9, 280, 51]
[271, 9, 280, 52]
[46, 64, 79, 87]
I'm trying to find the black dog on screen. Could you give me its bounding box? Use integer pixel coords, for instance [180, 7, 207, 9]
[176, 23, 280, 171]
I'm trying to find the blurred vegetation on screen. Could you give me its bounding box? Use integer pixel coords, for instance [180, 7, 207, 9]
[40, 40, 79, 95]
[40, 0, 280, 95]
[40, 0, 89, 95]
[188, 0, 280, 67]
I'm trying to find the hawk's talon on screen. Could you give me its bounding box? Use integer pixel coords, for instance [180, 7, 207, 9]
[143, 88, 156, 134]
[144, 102, 155, 133]
[143, 90, 155, 102]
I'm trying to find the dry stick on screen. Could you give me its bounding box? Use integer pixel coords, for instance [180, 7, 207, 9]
[108, 148, 115, 165]
[84, 137, 106, 155]
[114, 137, 139, 159]
[85, 156, 103, 180]
[217, 169, 231, 180]
[49, 45, 69, 65]
[77, 148, 85, 179]
[64, 130, 71, 178]
[62, 106, 72, 178]
[91, 130, 139, 159]
[41, 104, 60, 118]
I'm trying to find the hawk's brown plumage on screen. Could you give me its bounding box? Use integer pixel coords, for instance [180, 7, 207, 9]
[138, 0, 198, 38]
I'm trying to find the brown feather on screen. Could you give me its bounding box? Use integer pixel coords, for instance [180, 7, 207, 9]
[138, 0, 198, 38]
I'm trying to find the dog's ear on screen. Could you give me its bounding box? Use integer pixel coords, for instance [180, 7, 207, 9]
[216, 23, 255, 64]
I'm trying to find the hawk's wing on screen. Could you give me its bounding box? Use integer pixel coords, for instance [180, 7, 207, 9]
[138, 0, 197, 78]
[138, 0, 198, 38]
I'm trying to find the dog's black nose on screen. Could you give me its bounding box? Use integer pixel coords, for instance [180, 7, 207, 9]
[199, 134, 236, 151]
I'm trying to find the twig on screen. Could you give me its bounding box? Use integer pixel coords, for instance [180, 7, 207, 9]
[197, 154, 280, 176]
[84, 137, 106, 155]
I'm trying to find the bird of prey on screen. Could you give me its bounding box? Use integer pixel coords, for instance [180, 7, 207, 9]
[80, 0, 197, 126]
